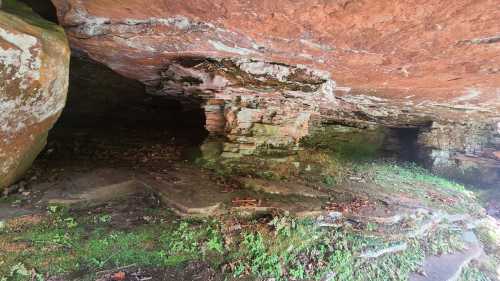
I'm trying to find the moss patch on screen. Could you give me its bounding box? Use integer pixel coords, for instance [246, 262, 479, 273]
[301, 125, 387, 161]
[0, 208, 473, 281]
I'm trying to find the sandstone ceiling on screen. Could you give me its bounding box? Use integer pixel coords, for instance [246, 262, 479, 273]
[50, 0, 499, 113]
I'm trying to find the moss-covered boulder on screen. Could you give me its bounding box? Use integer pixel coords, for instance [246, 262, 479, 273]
[0, 0, 69, 189]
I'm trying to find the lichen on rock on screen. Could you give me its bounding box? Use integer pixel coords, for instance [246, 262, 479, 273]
[0, 0, 70, 189]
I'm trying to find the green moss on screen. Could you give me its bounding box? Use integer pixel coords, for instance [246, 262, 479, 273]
[474, 222, 500, 278]
[231, 217, 468, 281]
[372, 163, 467, 192]
[251, 124, 280, 137]
[5, 2, 53, 30]
[0, 206, 476, 281]
[0, 209, 225, 279]
[360, 162, 483, 215]
[301, 125, 386, 161]
[1, 0, 63, 34]
[458, 266, 492, 281]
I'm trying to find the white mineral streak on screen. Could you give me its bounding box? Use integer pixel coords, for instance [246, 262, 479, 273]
[208, 40, 257, 55]
[299, 39, 334, 51]
[295, 64, 331, 80]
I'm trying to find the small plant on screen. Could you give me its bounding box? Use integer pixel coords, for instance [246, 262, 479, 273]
[322, 175, 336, 187]
[366, 222, 377, 232]
[165, 222, 200, 255]
[289, 263, 306, 280]
[241, 232, 283, 279]
[458, 266, 491, 281]
[423, 226, 465, 256]
[47, 204, 61, 214]
[94, 214, 112, 224]
[64, 217, 78, 228]
[9, 263, 29, 278]
[233, 263, 246, 277]
[3, 263, 43, 281]
[205, 224, 224, 254]
[270, 215, 297, 238]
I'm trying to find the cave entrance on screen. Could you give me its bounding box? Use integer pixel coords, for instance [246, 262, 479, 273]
[305, 123, 427, 165]
[385, 127, 423, 163]
[39, 55, 209, 172]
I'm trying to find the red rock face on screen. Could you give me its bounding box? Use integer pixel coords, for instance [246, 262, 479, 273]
[51, 0, 499, 108]
[0, 1, 70, 189]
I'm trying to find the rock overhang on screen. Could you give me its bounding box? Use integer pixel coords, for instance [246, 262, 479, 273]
[49, 0, 499, 109]
[44, 0, 500, 185]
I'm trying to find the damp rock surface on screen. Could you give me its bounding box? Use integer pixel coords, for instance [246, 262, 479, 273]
[0, 0, 70, 190]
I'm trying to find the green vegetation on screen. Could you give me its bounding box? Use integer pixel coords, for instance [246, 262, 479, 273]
[458, 266, 492, 281]
[0, 206, 224, 280]
[2, 0, 65, 35]
[423, 226, 465, 256]
[370, 162, 467, 192]
[0, 205, 473, 281]
[300, 125, 386, 161]
[365, 162, 484, 216]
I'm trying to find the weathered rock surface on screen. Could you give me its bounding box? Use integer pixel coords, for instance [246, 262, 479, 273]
[0, 1, 70, 190]
[50, 0, 499, 182]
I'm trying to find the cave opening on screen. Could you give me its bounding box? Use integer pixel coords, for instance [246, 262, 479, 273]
[37, 55, 209, 172]
[386, 126, 424, 163]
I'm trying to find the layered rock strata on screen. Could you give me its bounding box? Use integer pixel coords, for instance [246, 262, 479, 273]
[155, 58, 335, 156]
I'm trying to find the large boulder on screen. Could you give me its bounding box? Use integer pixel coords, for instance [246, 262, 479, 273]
[0, 0, 70, 189]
